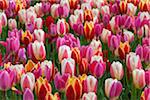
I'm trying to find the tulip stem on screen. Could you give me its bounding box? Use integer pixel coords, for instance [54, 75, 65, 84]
[2, 91, 8, 100]
[131, 85, 137, 100]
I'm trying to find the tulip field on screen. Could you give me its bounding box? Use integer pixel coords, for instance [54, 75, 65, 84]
[0, 0, 150, 100]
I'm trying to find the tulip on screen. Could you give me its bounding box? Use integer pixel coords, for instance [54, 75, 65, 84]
[51, 4, 59, 19]
[90, 39, 102, 51]
[74, 9, 84, 23]
[84, 21, 95, 40]
[61, 58, 75, 76]
[23, 88, 34, 100]
[45, 16, 54, 28]
[71, 47, 80, 64]
[8, 19, 17, 30]
[34, 3, 44, 17]
[26, 8, 37, 24]
[143, 45, 150, 64]
[79, 58, 89, 75]
[18, 48, 27, 63]
[33, 63, 42, 79]
[119, 1, 127, 14]
[132, 69, 145, 89]
[69, 0, 79, 9]
[41, 60, 55, 81]
[84, 9, 93, 21]
[57, 18, 68, 36]
[111, 3, 119, 15]
[58, 5, 69, 18]
[21, 30, 32, 46]
[80, 74, 98, 93]
[140, 87, 150, 100]
[142, 37, 150, 46]
[127, 3, 137, 16]
[139, 1, 150, 11]
[105, 78, 123, 99]
[126, 52, 142, 72]
[26, 23, 35, 33]
[20, 72, 35, 91]
[90, 55, 103, 64]
[65, 76, 82, 100]
[27, 40, 46, 62]
[94, 24, 103, 37]
[25, 60, 35, 72]
[101, 28, 112, 43]
[114, 41, 130, 59]
[110, 61, 124, 80]
[82, 92, 97, 100]
[101, 5, 110, 15]
[58, 45, 72, 62]
[0, 21, 2, 35]
[48, 23, 57, 36]
[54, 73, 70, 91]
[34, 18, 43, 29]
[123, 30, 134, 43]
[89, 60, 106, 78]
[0, 0, 8, 10]
[135, 45, 144, 61]
[33, 29, 45, 42]
[0, 70, 14, 91]
[35, 77, 52, 100]
[145, 70, 150, 87]
[0, 12, 7, 27]
[73, 23, 84, 36]
[46, 92, 60, 100]
[108, 35, 120, 50]
[41, 2, 51, 14]
[18, 9, 26, 24]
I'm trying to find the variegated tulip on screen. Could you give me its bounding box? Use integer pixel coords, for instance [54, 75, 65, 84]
[119, 0, 127, 14]
[21, 30, 32, 46]
[18, 9, 26, 24]
[141, 87, 150, 100]
[35, 77, 52, 100]
[65, 76, 82, 100]
[18, 48, 27, 63]
[145, 70, 150, 87]
[41, 60, 55, 81]
[79, 58, 89, 75]
[33, 29, 45, 42]
[105, 78, 123, 99]
[82, 92, 97, 100]
[84, 9, 93, 21]
[127, 3, 137, 16]
[110, 61, 124, 80]
[34, 3, 44, 17]
[51, 4, 59, 18]
[34, 18, 43, 29]
[23, 88, 34, 100]
[8, 19, 17, 30]
[69, 0, 79, 9]
[132, 69, 145, 89]
[0, 12, 7, 27]
[84, 21, 95, 41]
[101, 28, 112, 43]
[123, 30, 134, 43]
[0, 0, 8, 10]
[61, 58, 75, 76]
[90, 39, 102, 51]
[126, 52, 142, 72]
[108, 35, 121, 50]
[54, 73, 70, 91]
[28, 40, 46, 62]
[101, 5, 110, 15]
[20, 72, 35, 91]
[71, 47, 80, 64]
[46, 92, 61, 100]
[139, 1, 150, 12]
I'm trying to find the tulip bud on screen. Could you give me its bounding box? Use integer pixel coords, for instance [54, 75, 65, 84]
[33, 29, 45, 42]
[105, 78, 123, 99]
[18, 48, 27, 63]
[23, 88, 34, 100]
[110, 61, 124, 80]
[21, 72, 35, 91]
[65, 76, 82, 100]
[82, 92, 97, 100]
[8, 19, 17, 30]
[90, 39, 102, 51]
[61, 58, 75, 76]
[132, 69, 145, 89]
[34, 3, 44, 17]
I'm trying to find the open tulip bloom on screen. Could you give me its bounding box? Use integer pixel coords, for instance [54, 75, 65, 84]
[0, 0, 150, 100]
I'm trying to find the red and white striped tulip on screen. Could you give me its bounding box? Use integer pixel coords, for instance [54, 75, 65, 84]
[33, 29, 45, 42]
[82, 92, 97, 100]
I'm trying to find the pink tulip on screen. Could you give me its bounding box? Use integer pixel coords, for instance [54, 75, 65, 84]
[0, 12, 7, 27]
[141, 87, 150, 100]
[58, 4, 69, 18]
[23, 88, 34, 100]
[41, 60, 55, 81]
[110, 61, 124, 80]
[126, 52, 142, 72]
[82, 75, 98, 93]
[105, 78, 123, 99]
[8, 19, 17, 30]
[41, 2, 51, 14]
[108, 35, 120, 50]
[143, 45, 150, 64]
[132, 69, 145, 89]
[18, 48, 27, 63]
[145, 70, 150, 87]
[34, 18, 43, 29]
[123, 30, 134, 43]
[58, 45, 72, 62]
[21, 72, 35, 91]
[57, 18, 68, 36]
[101, 28, 112, 43]
[0, 20, 2, 35]
[82, 92, 97, 100]
[33, 29, 45, 42]
[34, 3, 44, 17]
[27, 40, 46, 62]
[54, 73, 70, 91]
[135, 45, 144, 61]
[61, 58, 75, 76]
[142, 37, 150, 46]
[0, 70, 15, 91]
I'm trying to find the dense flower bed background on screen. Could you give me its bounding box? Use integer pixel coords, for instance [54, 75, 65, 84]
[0, 0, 150, 100]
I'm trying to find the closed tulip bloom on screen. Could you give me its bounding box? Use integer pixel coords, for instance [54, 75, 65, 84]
[90, 39, 102, 51]
[126, 52, 142, 72]
[21, 30, 32, 46]
[123, 30, 134, 43]
[84, 21, 95, 41]
[143, 45, 150, 64]
[139, 1, 150, 12]
[28, 40, 46, 62]
[0, 0, 8, 10]
[0, 70, 14, 91]
[23, 88, 34, 100]
[34, 18, 43, 29]
[69, 0, 79, 9]
[33, 29, 45, 42]
[90, 55, 103, 64]
[46, 92, 61, 100]
[79, 58, 88, 75]
[57, 18, 68, 36]
[108, 35, 120, 50]
[119, 1, 127, 14]
[41, 60, 55, 81]
[58, 45, 72, 62]
[110, 61, 124, 80]
[65, 76, 82, 100]
[35, 77, 52, 100]
[0, 12, 7, 27]
[8, 19, 17, 30]
[145, 70, 150, 87]
[41, 2, 51, 14]
[135, 45, 144, 61]
[101, 28, 112, 43]
[51, 4, 59, 19]
[105, 78, 123, 99]
[21, 72, 35, 91]
[18, 9, 26, 24]
[54, 73, 70, 91]
[58, 5, 69, 18]
[61, 58, 75, 76]
[84, 9, 93, 21]
[132, 69, 145, 89]
[34, 3, 44, 17]
[0, 21, 2, 35]
[71, 47, 80, 64]
[127, 3, 137, 16]
[18, 48, 27, 63]
[82, 92, 97, 100]
[141, 87, 150, 100]
[101, 5, 110, 15]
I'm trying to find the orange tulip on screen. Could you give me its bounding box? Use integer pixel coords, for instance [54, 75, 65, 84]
[21, 30, 32, 46]
[45, 92, 60, 100]
[84, 9, 93, 21]
[71, 47, 81, 64]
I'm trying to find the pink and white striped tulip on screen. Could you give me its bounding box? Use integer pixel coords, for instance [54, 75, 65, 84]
[82, 92, 97, 100]
[105, 78, 123, 99]
[145, 70, 150, 87]
[61, 58, 75, 76]
[0, 12, 7, 27]
[21, 72, 35, 91]
[132, 69, 145, 89]
[8, 19, 17, 30]
[34, 18, 43, 29]
[101, 28, 112, 43]
[110, 61, 124, 80]
[23, 88, 34, 100]
[33, 29, 45, 42]
[57, 18, 68, 36]
[58, 45, 72, 62]
[18, 9, 26, 24]
[127, 3, 137, 16]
